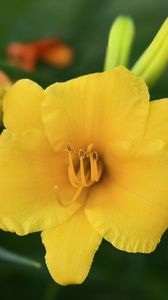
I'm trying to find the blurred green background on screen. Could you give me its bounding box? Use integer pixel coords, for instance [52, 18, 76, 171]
[0, 0, 168, 299]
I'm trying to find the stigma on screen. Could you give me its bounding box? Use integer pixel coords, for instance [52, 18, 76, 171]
[66, 143, 103, 189]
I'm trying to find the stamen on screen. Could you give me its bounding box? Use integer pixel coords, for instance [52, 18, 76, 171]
[66, 144, 80, 188]
[57, 186, 84, 207]
[90, 151, 100, 182]
[78, 149, 87, 186]
[66, 143, 102, 192]
[71, 186, 83, 203]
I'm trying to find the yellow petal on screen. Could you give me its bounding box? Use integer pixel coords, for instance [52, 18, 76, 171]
[42, 66, 149, 152]
[145, 98, 168, 140]
[0, 129, 84, 235]
[3, 79, 44, 132]
[107, 139, 168, 210]
[41, 209, 102, 285]
[85, 180, 168, 253]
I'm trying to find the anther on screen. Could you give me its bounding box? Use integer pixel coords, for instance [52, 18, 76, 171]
[66, 143, 72, 152]
[92, 151, 98, 161]
[78, 149, 85, 158]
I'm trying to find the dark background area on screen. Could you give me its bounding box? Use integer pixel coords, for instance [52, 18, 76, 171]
[0, 0, 168, 299]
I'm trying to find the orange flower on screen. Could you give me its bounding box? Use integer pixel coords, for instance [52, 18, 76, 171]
[7, 39, 73, 72]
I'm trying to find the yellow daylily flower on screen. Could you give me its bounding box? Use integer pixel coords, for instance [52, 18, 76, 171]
[0, 66, 168, 285]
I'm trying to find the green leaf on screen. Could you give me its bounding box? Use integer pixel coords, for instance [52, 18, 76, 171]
[0, 246, 41, 268]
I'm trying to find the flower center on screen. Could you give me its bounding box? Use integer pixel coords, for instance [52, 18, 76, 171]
[66, 143, 103, 191]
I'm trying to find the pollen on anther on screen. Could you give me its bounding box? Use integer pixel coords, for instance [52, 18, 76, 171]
[92, 151, 98, 161]
[66, 143, 72, 152]
[78, 149, 85, 158]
